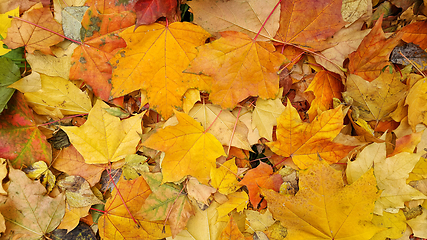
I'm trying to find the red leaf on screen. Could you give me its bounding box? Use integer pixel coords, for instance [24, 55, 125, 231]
[0, 92, 51, 168]
[135, 0, 177, 27]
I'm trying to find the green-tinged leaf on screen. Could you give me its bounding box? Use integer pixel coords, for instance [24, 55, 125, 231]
[0, 92, 52, 168]
[0, 57, 20, 113]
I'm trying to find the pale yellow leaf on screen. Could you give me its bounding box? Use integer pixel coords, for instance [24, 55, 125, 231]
[24, 74, 91, 118]
[252, 96, 285, 141]
[62, 100, 143, 164]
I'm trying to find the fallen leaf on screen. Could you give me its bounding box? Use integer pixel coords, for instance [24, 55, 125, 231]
[23, 74, 92, 119]
[314, 21, 371, 75]
[186, 176, 216, 205]
[371, 211, 406, 240]
[138, 172, 194, 237]
[275, 0, 346, 51]
[110, 22, 209, 119]
[0, 57, 20, 113]
[3, 3, 63, 55]
[401, 20, 427, 49]
[346, 141, 384, 184]
[210, 158, 241, 195]
[57, 176, 103, 208]
[57, 205, 90, 233]
[61, 100, 143, 164]
[406, 78, 427, 130]
[122, 154, 149, 180]
[216, 191, 249, 221]
[374, 151, 426, 214]
[0, 92, 52, 168]
[252, 95, 286, 141]
[245, 209, 276, 233]
[305, 70, 344, 122]
[239, 162, 283, 207]
[69, 6, 136, 100]
[188, 0, 280, 41]
[0, 167, 65, 239]
[189, 103, 251, 150]
[347, 16, 402, 81]
[390, 43, 427, 71]
[219, 216, 245, 240]
[143, 110, 226, 185]
[0, 159, 6, 195]
[135, 0, 177, 27]
[23, 161, 56, 192]
[0, 7, 19, 56]
[52, 145, 121, 186]
[267, 100, 354, 169]
[84, 0, 137, 13]
[262, 160, 381, 240]
[343, 70, 408, 122]
[181, 200, 227, 240]
[341, 0, 369, 25]
[406, 207, 427, 238]
[0, 0, 38, 13]
[26, 43, 78, 79]
[187, 31, 285, 109]
[98, 175, 171, 239]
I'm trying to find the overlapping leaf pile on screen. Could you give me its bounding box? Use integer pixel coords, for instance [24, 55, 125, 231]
[1, 0, 427, 239]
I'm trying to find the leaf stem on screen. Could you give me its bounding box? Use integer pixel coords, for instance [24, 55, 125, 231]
[204, 109, 222, 133]
[398, 50, 426, 78]
[227, 107, 241, 156]
[9, 15, 83, 45]
[254, 0, 282, 41]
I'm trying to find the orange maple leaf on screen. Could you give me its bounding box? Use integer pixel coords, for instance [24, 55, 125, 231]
[143, 110, 226, 185]
[348, 16, 402, 82]
[110, 22, 210, 119]
[401, 20, 427, 50]
[305, 70, 344, 122]
[262, 161, 382, 240]
[3, 3, 63, 55]
[266, 99, 354, 169]
[239, 162, 283, 207]
[275, 0, 346, 51]
[99, 175, 171, 239]
[69, 6, 136, 101]
[186, 31, 286, 109]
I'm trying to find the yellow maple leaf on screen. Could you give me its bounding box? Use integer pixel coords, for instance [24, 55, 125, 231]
[186, 31, 286, 109]
[266, 99, 354, 169]
[343, 70, 408, 122]
[143, 110, 226, 185]
[110, 22, 210, 119]
[61, 100, 143, 164]
[406, 78, 427, 130]
[216, 191, 249, 222]
[262, 160, 382, 240]
[210, 158, 240, 195]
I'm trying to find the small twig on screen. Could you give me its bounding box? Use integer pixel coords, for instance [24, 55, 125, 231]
[398, 50, 426, 78]
[254, 0, 282, 41]
[204, 109, 222, 133]
[227, 107, 242, 156]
